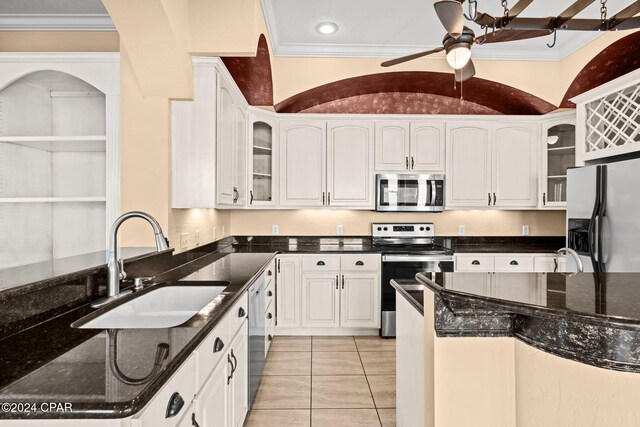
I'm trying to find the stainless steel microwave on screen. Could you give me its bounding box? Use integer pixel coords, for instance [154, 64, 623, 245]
[376, 174, 445, 212]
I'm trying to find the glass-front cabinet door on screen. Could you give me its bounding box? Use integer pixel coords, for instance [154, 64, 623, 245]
[247, 109, 277, 207]
[541, 113, 576, 208]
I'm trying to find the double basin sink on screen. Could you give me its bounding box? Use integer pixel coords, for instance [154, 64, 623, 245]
[73, 281, 231, 329]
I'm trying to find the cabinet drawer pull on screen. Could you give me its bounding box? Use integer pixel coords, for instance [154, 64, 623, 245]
[165, 392, 185, 418]
[277, 259, 280, 273]
[493, 192, 496, 205]
[488, 193, 491, 206]
[192, 413, 200, 427]
[336, 275, 339, 290]
[316, 260, 325, 266]
[471, 260, 480, 265]
[323, 192, 326, 205]
[328, 192, 331, 205]
[227, 355, 233, 384]
[238, 307, 246, 318]
[249, 190, 254, 205]
[267, 312, 273, 319]
[411, 157, 415, 169]
[355, 261, 364, 266]
[342, 275, 345, 289]
[553, 258, 558, 272]
[543, 192, 546, 206]
[230, 350, 237, 376]
[510, 260, 519, 266]
[213, 337, 225, 353]
[405, 157, 409, 170]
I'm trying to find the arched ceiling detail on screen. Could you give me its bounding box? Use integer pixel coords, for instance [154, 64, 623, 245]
[221, 33, 273, 106]
[561, 31, 640, 108]
[274, 72, 556, 115]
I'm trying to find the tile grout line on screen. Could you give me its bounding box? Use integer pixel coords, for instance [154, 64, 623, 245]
[355, 336, 383, 427]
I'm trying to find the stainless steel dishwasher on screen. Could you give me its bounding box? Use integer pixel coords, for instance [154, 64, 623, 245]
[248, 273, 266, 409]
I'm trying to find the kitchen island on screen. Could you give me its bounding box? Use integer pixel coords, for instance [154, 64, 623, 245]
[392, 272, 640, 427]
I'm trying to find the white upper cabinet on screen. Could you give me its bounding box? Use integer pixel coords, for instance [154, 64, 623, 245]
[492, 123, 538, 207]
[446, 123, 492, 208]
[375, 121, 410, 171]
[446, 122, 538, 209]
[279, 119, 374, 209]
[279, 120, 326, 207]
[410, 122, 445, 172]
[327, 121, 374, 207]
[248, 108, 277, 207]
[216, 62, 248, 208]
[216, 72, 236, 206]
[375, 121, 445, 172]
[540, 111, 575, 209]
[172, 58, 216, 208]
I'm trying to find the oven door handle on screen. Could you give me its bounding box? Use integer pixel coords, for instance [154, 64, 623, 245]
[382, 255, 453, 262]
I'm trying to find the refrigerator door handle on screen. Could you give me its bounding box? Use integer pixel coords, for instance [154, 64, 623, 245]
[597, 165, 607, 272]
[588, 166, 602, 272]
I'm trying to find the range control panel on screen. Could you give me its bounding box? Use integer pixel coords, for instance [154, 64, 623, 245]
[372, 223, 435, 238]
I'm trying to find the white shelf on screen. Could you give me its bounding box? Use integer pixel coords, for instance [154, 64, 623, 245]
[252, 172, 272, 177]
[547, 175, 567, 179]
[0, 135, 106, 152]
[0, 197, 106, 203]
[547, 146, 574, 152]
[252, 145, 272, 152]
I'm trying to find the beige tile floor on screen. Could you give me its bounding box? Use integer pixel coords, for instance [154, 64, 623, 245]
[246, 336, 396, 427]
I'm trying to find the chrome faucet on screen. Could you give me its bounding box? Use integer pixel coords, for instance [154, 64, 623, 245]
[91, 211, 169, 308]
[557, 247, 583, 273]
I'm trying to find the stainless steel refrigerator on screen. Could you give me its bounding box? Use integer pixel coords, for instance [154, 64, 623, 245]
[566, 157, 640, 272]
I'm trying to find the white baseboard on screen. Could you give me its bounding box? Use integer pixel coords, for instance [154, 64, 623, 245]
[274, 327, 380, 336]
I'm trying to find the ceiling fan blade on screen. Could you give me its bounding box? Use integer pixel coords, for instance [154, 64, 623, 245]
[434, 0, 464, 38]
[455, 60, 475, 82]
[556, 0, 596, 27]
[381, 47, 445, 67]
[610, 1, 640, 29]
[476, 29, 552, 44]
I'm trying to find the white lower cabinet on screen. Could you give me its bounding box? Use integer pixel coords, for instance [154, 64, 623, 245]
[276, 254, 381, 333]
[301, 273, 340, 328]
[396, 290, 424, 427]
[198, 355, 228, 427]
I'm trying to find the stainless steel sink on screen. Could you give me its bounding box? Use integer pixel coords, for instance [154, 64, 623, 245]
[75, 282, 230, 329]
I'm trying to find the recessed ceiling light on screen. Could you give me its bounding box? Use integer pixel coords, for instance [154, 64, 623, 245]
[316, 22, 338, 35]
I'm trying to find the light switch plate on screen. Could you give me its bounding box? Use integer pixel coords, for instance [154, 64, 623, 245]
[458, 225, 465, 236]
[522, 225, 530, 236]
[272, 224, 279, 235]
[337, 225, 344, 235]
[180, 233, 189, 250]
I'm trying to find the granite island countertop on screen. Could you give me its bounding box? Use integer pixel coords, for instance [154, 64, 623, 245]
[392, 272, 640, 373]
[0, 252, 275, 419]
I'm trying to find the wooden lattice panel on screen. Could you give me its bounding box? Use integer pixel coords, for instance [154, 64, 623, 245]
[585, 83, 640, 153]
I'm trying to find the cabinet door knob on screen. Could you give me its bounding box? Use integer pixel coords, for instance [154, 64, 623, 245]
[213, 337, 225, 353]
[165, 392, 185, 418]
[316, 260, 325, 266]
[510, 260, 519, 266]
[355, 261, 364, 266]
[472, 260, 480, 265]
[238, 307, 246, 318]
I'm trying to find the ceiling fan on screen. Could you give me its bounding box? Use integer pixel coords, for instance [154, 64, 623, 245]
[381, 0, 640, 82]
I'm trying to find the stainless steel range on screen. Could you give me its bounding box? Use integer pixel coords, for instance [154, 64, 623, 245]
[373, 223, 453, 337]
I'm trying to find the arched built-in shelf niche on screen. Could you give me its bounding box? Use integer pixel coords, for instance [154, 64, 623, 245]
[0, 54, 120, 269]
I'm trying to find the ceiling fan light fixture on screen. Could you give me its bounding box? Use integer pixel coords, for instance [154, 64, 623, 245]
[315, 22, 339, 35]
[445, 45, 471, 69]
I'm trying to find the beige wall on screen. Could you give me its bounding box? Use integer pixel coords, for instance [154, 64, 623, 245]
[0, 31, 119, 51]
[229, 210, 566, 236]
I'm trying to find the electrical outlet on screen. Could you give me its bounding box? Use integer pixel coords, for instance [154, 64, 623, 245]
[195, 230, 200, 246]
[337, 225, 344, 235]
[180, 232, 189, 250]
[522, 225, 530, 236]
[458, 225, 465, 236]
[272, 224, 279, 235]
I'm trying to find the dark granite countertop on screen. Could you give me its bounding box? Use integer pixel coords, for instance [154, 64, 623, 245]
[0, 252, 275, 419]
[452, 236, 565, 254]
[415, 271, 640, 372]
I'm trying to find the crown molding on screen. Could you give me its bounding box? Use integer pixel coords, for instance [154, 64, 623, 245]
[0, 14, 115, 31]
